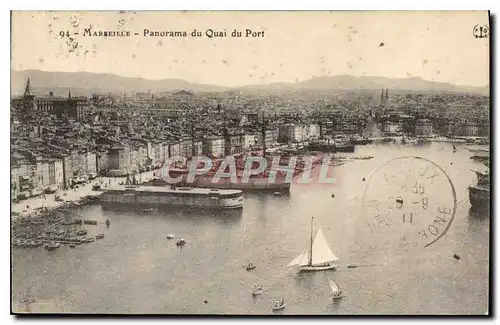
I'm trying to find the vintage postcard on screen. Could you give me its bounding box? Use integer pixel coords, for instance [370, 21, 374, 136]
[10, 11, 490, 315]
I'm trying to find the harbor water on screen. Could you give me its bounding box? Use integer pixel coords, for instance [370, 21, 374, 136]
[12, 143, 490, 315]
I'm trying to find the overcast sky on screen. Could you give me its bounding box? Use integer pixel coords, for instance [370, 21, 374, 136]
[11, 11, 490, 87]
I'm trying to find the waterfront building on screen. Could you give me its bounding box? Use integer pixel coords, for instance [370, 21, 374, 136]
[147, 142, 163, 168]
[38, 158, 64, 190]
[179, 137, 203, 158]
[242, 133, 257, 150]
[361, 118, 382, 138]
[168, 140, 181, 158]
[298, 124, 321, 141]
[96, 149, 109, 174]
[257, 128, 279, 149]
[464, 122, 480, 137]
[382, 121, 402, 135]
[225, 132, 244, 156]
[133, 144, 150, 171]
[415, 119, 433, 137]
[203, 136, 225, 158]
[107, 145, 132, 176]
[11, 159, 33, 197]
[77, 151, 97, 176]
[12, 153, 65, 195]
[278, 124, 296, 143]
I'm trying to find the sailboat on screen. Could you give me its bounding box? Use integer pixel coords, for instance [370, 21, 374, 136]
[250, 283, 264, 295]
[327, 277, 343, 299]
[287, 217, 339, 272]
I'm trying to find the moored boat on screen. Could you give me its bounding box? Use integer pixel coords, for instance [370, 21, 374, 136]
[468, 148, 490, 161]
[148, 172, 292, 193]
[469, 186, 490, 208]
[308, 140, 355, 153]
[102, 185, 243, 210]
[45, 241, 60, 251]
[469, 168, 490, 209]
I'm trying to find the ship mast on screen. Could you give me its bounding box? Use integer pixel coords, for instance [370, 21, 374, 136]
[309, 217, 314, 266]
[261, 111, 267, 158]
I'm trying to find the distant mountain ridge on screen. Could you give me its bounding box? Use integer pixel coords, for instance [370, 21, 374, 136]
[11, 69, 489, 97]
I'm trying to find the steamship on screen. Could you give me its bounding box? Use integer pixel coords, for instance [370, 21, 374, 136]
[101, 185, 243, 209]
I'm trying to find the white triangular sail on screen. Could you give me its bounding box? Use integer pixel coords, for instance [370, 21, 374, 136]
[297, 248, 311, 267]
[311, 228, 339, 265]
[328, 277, 340, 294]
[287, 241, 310, 267]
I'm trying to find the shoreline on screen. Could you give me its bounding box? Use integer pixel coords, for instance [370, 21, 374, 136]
[11, 170, 159, 221]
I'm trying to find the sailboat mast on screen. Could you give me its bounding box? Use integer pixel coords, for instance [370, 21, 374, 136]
[309, 217, 314, 266]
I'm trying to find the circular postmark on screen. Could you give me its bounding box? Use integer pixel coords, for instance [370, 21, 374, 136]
[362, 156, 457, 248]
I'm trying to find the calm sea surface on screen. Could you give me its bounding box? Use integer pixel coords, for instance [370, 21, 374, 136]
[12, 143, 490, 315]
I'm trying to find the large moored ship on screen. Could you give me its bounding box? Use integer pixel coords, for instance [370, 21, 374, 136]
[469, 169, 490, 209]
[101, 185, 243, 209]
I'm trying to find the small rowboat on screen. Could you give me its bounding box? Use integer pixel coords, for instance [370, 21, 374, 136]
[272, 298, 286, 311]
[246, 263, 256, 271]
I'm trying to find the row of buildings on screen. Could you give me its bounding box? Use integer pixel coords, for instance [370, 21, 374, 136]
[11, 121, 295, 199]
[11, 78, 89, 120]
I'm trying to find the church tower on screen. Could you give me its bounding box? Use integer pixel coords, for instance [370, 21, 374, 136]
[23, 78, 37, 111]
[384, 88, 390, 109]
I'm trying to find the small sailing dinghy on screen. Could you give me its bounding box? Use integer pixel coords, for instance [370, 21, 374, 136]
[272, 297, 286, 311]
[246, 263, 256, 271]
[328, 277, 343, 299]
[287, 217, 339, 272]
[251, 283, 264, 295]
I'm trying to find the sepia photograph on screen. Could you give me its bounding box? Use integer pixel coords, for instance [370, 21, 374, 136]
[9, 10, 491, 315]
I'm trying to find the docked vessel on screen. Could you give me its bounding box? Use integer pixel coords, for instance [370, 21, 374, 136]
[350, 136, 373, 145]
[469, 169, 490, 209]
[287, 217, 339, 272]
[159, 172, 291, 192]
[308, 140, 355, 153]
[468, 148, 490, 163]
[150, 155, 294, 192]
[469, 186, 489, 208]
[101, 185, 243, 209]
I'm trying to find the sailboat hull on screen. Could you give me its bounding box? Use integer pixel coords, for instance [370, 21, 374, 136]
[272, 304, 286, 311]
[299, 264, 337, 272]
